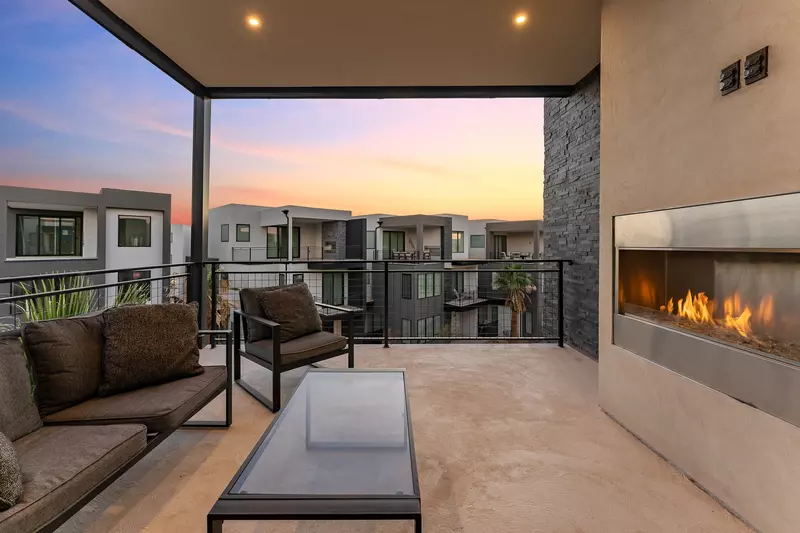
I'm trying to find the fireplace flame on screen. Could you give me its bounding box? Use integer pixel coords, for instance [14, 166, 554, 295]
[661, 289, 774, 339]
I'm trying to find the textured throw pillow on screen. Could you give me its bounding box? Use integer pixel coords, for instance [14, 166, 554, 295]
[257, 283, 323, 343]
[240, 286, 287, 342]
[0, 338, 42, 441]
[23, 314, 104, 415]
[0, 431, 22, 511]
[99, 303, 204, 397]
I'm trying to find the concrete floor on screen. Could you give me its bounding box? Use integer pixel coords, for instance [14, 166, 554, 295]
[57, 344, 750, 533]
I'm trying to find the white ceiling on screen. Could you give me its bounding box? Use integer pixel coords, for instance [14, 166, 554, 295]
[100, 0, 601, 88]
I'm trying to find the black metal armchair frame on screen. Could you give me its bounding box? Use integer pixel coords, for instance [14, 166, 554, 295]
[233, 304, 355, 412]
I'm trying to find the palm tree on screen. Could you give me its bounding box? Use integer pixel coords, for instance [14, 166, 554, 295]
[492, 264, 536, 338]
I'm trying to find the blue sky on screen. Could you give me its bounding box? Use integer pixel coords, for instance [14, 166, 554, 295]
[0, 0, 544, 223]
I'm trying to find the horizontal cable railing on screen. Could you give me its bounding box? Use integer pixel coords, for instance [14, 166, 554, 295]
[0, 258, 571, 348]
[207, 259, 570, 346]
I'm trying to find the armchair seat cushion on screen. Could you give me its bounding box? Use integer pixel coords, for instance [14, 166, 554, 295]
[245, 332, 347, 367]
[42, 366, 226, 433]
[0, 425, 145, 533]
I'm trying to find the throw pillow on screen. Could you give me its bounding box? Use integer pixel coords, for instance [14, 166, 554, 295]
[239, 286, 287, 342]
[0, 337, 42, 441]
[99, 303, 204, 397]
[0, 431, 22, 511]
[257, 283, 322, 343]
[22, 314, 104, 415]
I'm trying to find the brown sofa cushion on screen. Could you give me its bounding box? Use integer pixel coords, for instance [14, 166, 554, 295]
[257, 283, 322, 342]
[0, 432, 21, 512]
[239, 286, 286, 342]
[0, 425, 145, 533]
[246, 331, 347, 367]
[0, 338, 41, 441]
[43, 366, 226, 433]
[22, 314, 104, 415]
[99, 303, 204, 397]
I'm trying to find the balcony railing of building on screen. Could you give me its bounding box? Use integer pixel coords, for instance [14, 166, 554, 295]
[0, 258, 571, 347]
[207, 258, 570, 346]
[0, 263, 190, 331]
[232, 245, 369, 262]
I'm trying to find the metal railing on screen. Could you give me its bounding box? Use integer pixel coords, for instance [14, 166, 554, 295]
[232, 245, 368, 262]
[0, 263, 189, 330]
[207, 258, 571, 346]
[0, 258, 571, 348]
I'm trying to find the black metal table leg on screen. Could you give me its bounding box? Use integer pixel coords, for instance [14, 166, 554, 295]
[207, 517, 223, 533]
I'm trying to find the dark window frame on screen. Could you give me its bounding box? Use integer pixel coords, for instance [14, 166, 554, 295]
[221, 224, 229, 242]
[470, 234, 485, 248]
[323, 272, 345, 306]
[266, 225, 300, 258]
[382, 231, 405, 255]
[15, 213, 83, 257]
[293, 273, 304, 284]
[401, 274, 412, 299]
[236, 224, 250, 242]
[118, 215, 152, 248]
[452, 231, 465, 253]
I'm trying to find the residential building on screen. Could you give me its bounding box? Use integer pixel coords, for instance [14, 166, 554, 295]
[0, 186, 171, 317]
[485, 220, 543, 259]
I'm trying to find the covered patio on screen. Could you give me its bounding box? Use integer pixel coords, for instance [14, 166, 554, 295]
[55, 344, 747, 533]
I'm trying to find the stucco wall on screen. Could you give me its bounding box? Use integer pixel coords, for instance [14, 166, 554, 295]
[600, 1, 800, 531]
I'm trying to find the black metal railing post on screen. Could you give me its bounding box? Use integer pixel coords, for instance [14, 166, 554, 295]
[557, 260, 564, 348]
[210, 262, 218, 348]
[383, 260, 390, 348]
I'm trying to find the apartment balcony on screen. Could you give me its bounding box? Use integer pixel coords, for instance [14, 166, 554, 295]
[45, 342, 747, 533]
[0, 261, 752, 532]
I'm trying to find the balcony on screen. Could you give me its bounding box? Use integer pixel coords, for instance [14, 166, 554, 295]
[0, 261, 751, 532]
[48, 342, 748, 532]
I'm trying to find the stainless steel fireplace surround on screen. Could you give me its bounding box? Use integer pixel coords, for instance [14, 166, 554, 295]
[613, 192, 800, 427]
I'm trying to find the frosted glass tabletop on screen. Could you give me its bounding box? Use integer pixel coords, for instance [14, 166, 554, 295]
[229, 370, 415, 497]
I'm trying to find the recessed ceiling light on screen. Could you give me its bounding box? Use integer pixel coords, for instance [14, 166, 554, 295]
[514, 12, 528, 27]
[246, 15, 262, 29]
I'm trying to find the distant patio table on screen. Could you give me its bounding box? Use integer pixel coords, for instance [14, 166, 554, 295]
[207, 369, 421, 532]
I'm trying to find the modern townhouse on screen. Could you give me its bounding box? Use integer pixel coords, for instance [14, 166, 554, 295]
[0, 186, 171, 324]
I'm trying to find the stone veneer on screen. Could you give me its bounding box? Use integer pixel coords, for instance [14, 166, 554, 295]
[543, 66, 600, 358]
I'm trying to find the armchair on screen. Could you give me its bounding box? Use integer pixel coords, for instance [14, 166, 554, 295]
[233, 288, 355, 412]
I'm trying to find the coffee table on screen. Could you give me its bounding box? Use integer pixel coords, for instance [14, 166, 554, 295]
[207, 368, 421, 532]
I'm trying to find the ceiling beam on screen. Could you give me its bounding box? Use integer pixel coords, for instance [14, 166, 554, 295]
[69, 0, 208, 97]
[207, 85, 575, 100]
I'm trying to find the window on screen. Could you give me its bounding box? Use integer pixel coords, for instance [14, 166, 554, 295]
[366, 230, 376, 249]
[493, 234, 508, 257]
[323, 272, 345, 305]
[401, 319, 411, 343]
[16, 214, 82, 257]
[118, 215, 151, 247]
[266, 226, 300, 258]
[416, 315, 441, 338]
[452, 231, 464, 253]
[221, 224, 229, 242]
[401, 274, 412, 299]
[293, 274, 304, 284]
[452, 271, 465, 293]
[236, 224, 250, 242]
[383, 231, 405, 256]
[417, 272, 442, 298]
[470, 234, 485, 248]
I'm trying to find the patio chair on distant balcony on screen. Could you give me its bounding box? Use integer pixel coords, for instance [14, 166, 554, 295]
[233, 283, 354, 412]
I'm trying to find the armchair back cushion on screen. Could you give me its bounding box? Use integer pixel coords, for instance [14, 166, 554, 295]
[0, 431, 22, 511]
[239, 286, 286, 342]
[98, 303, 204, 397]
[22, 314, 104, 415]
[0, 338, 42, 441]
[257, 283, 322, 343]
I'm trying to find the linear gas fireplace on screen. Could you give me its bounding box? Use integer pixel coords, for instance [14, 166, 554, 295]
[614, 193, 800, 427]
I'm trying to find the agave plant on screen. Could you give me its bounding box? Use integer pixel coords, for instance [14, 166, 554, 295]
[492, 264, 537, 338]
[15, 276, 97, 323]
[114, 282, 151, 307]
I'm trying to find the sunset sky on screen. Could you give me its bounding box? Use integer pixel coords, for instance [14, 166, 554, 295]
[0, 0, 544, 224]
